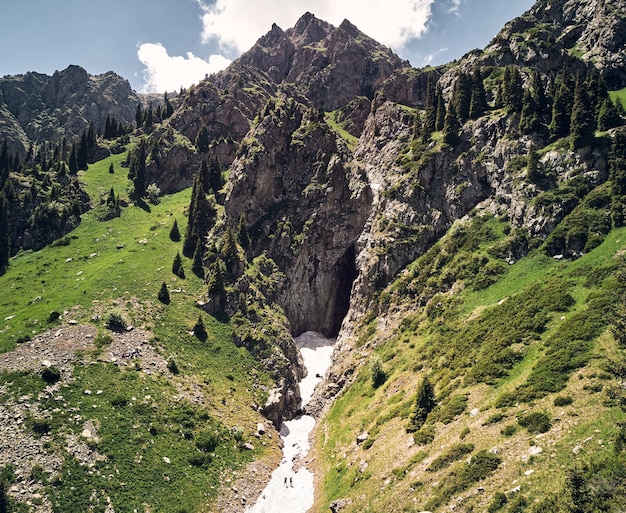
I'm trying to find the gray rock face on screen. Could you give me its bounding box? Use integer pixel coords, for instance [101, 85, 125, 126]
[0, 65, 141, 154]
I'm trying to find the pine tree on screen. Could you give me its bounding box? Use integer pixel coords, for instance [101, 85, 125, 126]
[0, 191, 9, 275]
[207, 258, 226, 301]
[195, 125, 210, 153]
[192, 238, 205, 278]
[519, 87, 540, 134]
[597, 98, 622, 131]
[452, 71, 472, 123]
[193, 315, 207, 341]
[503, 65, 523, 113]
[208, 154, 223, 195]
[549, 76, 572, 140]
[164, 92, 174, 119]
[220, 224, 240, 279]
[135, 104, 144, 128]
[157, 282, 170, 304]
[109, 162, 114, 174]
[469, 65, 487, 119]
[172, 252, 185, 279]
[199, 159, 210, 193]
[421, 76, 437, 142]
[570, 78, 596, 151]
[77, 131, 89, 170]
[237, 214, 251, 251]
[526, 146, 542, 184]
[129, 139, 147, 199]
[407, 376, 436, 433]
[435, 86, 446, 131]
[169, 218, 181, 241]
[68, 144, 78, 174]
[183, 175, 216, 257]
[443, 106, 461, 145]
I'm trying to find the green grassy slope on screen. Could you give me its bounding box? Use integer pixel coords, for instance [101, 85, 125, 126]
[315, 215, 626, 513]
[0, 153, 277, 513]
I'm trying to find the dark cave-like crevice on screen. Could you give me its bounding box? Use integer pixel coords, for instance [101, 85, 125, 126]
[329, 244, 358, 337]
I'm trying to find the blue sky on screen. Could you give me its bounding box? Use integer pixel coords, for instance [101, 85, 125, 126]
[1, 0, 535, 93]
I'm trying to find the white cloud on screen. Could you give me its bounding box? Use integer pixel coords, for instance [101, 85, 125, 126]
[137, 42, 231, 93]
[448, 0, 463, 15]
[197, 0, 436, 53]
[423, 47, 449, 66]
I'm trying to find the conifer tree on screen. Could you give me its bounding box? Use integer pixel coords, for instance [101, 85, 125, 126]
[208, 154, 223, 195]
[452, 71, 472, 123]
[421, 76, 437, 142]
[570, 78, 596, 151]
[169, 218, 181, 241]
[443, 106, 461, 145]
[172, 251, 185, 279]
[195, 125, 210, 153]
[207, 258, 226, 302]
[157, 282, 170, 304]
[519, 87, 540, 135]
[199, 159, 211, 193]
[0, 191, 9, 275]
[237, 214, 250, 251]
[77, 132, 89, 170]
[164, 92, 174, 119]
[469, 65, 487, 119]
[435, 86, 446, 131]
[220, 224, 241, 280]
[526, 146, 542, 184]
[183, 175, 217, 257]
[129, 138, 147, 199]
[192, 238, 205, 278]
[68, 144, 78, 174]
[549, 76, 572, 140]
[135, 104, 144, 128]
[503, 65, 523, 113]
[597, 98, 622, 131]
[407, 376, 436, 433]
[193, 315, 207, 340]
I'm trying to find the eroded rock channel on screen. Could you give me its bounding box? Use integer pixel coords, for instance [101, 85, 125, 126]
[246, 331, 335, 513]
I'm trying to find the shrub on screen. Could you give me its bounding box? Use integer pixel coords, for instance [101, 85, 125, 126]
[483, 412, 505, 426]
[94, 333, 113, 347]
[487, 491, 508, 512]
[41, 366, 61, 384]
[428, 443, 474, 472]
[413, 425, 435, 446]
[195, 430, 220, 452]
[501, 424, 518, 436]
[370, 355, 387, 389]
[554, 395, 574, 406]
[47, 311, 61, 323]
[407, 376, 436, 432]
[518, 411, 551, 433]
[105, 312, 127, 333]
[189, 453, 213, 467]
[110, 395, 128, 408]
[167, 357, 180, 375]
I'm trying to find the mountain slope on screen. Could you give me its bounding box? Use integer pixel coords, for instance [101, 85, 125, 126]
[1, 1, 626, 512]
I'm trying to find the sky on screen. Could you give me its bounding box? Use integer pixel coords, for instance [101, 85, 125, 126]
[0, 0, 535, 94]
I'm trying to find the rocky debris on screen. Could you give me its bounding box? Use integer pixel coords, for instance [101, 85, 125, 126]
[329, 498, 351, 512]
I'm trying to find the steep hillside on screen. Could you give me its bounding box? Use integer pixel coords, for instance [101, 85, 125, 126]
[1, 1, 626, 512]
[0, 65, 141, 154]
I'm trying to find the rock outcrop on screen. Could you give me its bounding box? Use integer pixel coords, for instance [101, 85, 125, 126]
[0, 65, 141, 154]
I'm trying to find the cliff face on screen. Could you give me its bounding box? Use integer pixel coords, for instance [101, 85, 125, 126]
[0, 65, 141, 154]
